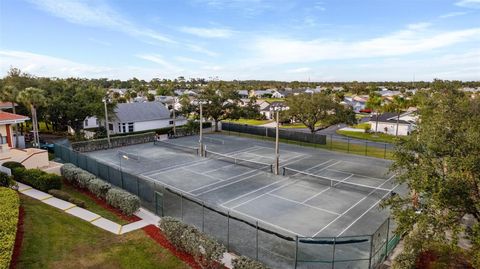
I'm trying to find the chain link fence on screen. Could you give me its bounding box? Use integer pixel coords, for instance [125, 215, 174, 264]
[221, 122, 393, 159]
[54, 143, 400, 268]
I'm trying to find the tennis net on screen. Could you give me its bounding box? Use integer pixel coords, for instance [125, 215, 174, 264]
[154, 140, 199, 155]
[283, 167, 393, 198]
[205, 150, 273, 173]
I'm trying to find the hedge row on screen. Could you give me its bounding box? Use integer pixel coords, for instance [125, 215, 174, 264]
[232, 256, 269, 269]
[159, 217, 226, 268]
[0, 187, 20, 269]
[61, 163, 140, 216]
[0, 172, 16, 188]
[12, 167, 61, 192]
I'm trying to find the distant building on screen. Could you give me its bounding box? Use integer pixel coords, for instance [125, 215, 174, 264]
[83, 102, 186, 134]
[368, 111, 417, 136]
[0, 111, 29, 148]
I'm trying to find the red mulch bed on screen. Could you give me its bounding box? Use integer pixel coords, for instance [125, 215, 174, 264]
[63, 180, 141, 222]
[143, 225, 202, 269]
[416, 250, 474, 269]
[9, 205, 25, 269]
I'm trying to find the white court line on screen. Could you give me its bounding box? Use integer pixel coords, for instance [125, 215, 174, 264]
[189, 169, 260, 193]
[193, 171, 264, 196]
[279, 154, 312, 167]
[224, 207, 306, 237]
[229, 160, 340, 210]
[268, 193, 340, 216]
[184, 163, 235, 175]
[311, 174, 396, 237]
[179, 167, 228, 182]
[280, 153, 308, 163]
[142, 174, 195, 195]
[327, 168, 391, 182]
[220, 177, 290, 206]
[336, 183, 400, 237]
[301, 174, 355, 204]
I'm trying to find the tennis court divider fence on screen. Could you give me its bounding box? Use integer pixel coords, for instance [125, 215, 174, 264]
[54, 142, 400, 269]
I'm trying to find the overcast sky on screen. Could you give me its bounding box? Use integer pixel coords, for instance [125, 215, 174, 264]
[1, 0, 479, 81]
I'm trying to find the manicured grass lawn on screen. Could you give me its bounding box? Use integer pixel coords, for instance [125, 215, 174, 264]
[280, 122, 324, 129]
[351, 122, 371, 130]
[60, 182, 130, 225]
[17, 195, 190, 269]
[336, 130, 400, 144]
[260, 98, 285, 103]
[227, 118, 273, 125]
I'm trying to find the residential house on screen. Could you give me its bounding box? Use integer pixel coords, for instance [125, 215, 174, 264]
[250, 89, 274, 98]
[368, 111, 417, 136]
[271, 90, 285, 98]
[84, 102, 186, 135]
[343, 95, 368, 113]
[259, 101, 289, 120]
[0, 102, 18, 111]
[0, 111, 29, 148]
[238, 90, 249, 99]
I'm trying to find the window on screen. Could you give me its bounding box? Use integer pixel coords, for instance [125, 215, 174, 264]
[109, 123, 113, 131]
[118, 123, 121, 133]
[84, 119, 88, 127]
[96, 119, 100, 126]
[128, 122, 134, 132]
[122, 123, 126, 133]
[169, 120, 174, 125]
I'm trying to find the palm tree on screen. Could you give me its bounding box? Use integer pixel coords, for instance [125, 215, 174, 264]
[17, 87, 47, 148]
[0, 85, 20, 146]
[391, 96, 408, 136]
[366, 93, 382, 133]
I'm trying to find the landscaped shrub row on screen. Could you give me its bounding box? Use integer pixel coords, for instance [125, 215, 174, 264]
[61, 163, 140, 216]
[0, 187, 20, 269]
[232, 256, 269, 269]
[48, 189, 86, 208]
[1, 161, 25, 170]
[11, 167, 61, 192]
[159, 216, 226, 269]
[0, 172, 16, 188]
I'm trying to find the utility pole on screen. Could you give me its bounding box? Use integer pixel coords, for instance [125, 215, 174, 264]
[103, 98, 111, 148]
[172, 105, 176, 137]
[275, 109, 280, 175]
[199, 102, 203, 156]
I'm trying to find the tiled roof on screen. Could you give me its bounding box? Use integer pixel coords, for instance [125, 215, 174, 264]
[0, 111, 29, 122]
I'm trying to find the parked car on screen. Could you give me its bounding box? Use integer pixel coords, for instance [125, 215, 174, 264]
[39, 139, 54, 152]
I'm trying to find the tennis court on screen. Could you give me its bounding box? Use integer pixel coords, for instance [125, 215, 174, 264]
[82, 133, 403, 268]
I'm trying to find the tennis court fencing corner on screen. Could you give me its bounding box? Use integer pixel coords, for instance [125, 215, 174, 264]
[54, 142, 401, 269]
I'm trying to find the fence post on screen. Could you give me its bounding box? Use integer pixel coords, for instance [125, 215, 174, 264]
[227, 211, 230, 252]
[347, 138, 350, 153]
[255, 221, 259, 260]
[161, 187, 165, 217]
[385, 218, 391, 258]
[294, 236, 298, 269]
[332, 237, 336, 269]
[202, 202, 205, 232]
[368, 234, 374, 269]
[136, 177, 139, 196]
[365, 141, 368, 156]
[384, 144, 387, 159]
[155, 191, 158, 215]
[180, 193, 183, 220]
[330, 134, 333, 150]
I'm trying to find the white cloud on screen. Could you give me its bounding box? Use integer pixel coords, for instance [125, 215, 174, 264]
[180, 26, 234, 38]
[287, 67, 312, 73]
[186, 44, 218, 57]
[29, 0, 174, 43]
[455, 0, 480, 8]
[0, 50, 184, 79]
[136, 54, 182, 71]
[247, 24, 480, 64]
[439, 11, 468, 18]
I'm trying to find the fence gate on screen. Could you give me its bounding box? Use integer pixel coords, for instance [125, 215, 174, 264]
[155, 191, 164, 217]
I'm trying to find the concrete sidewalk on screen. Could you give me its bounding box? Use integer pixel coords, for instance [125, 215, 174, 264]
[16, 182, 157, 235]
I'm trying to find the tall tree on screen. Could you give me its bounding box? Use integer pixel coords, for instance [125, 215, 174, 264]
[199, 82, 240, 131]
[0, 85, 21, 146]
[366, 93, 382, 133]
[285, 93, 337, 133]
[385, 83, 480, 268]
[388, 96, 409, 136]
[17, 87, 47, 147]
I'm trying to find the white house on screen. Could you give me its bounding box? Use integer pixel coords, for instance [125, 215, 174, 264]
[84, 102, 186, 135]
[369, 112, 417, 136]
[271, 90, 285, 98]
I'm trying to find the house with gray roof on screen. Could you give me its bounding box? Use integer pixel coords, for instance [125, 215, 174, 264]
[83, 102, 186, 135]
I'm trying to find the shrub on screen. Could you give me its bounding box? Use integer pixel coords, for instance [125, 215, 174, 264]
[48, 189, 86, 208]
[1, 161, 25, 170]
[160, 217, 226, 268]
[12, 168, 62, 192]
[105, 188, 140, 216]
[0, 172, 16, 188]
[86, 177, 111, 199]
[0, 187, 20, 269]
[232, 256, 269, 269]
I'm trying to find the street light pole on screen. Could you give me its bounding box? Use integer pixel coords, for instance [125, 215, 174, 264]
[199, 102, 203, 156]
[172, 105, 176, 137]
[275, 110, 280, 175]
[103, 98, 111, 148]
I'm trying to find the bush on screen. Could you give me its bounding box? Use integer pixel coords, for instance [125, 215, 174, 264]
[232, 256, 269, 269]
[1, 161, 25, 170]
[48, 189, 86, 208]
[160, 217, 226, 268]
[12, 168, 62, 192]
[0, 172, 16, 188]
[0, 187, 20, 269]
[105, 188, 140, 216]
[86, 177, 111, 199]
